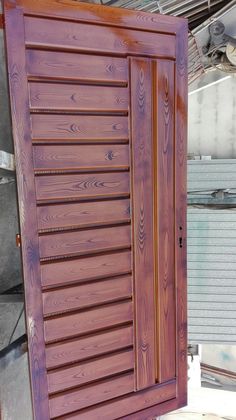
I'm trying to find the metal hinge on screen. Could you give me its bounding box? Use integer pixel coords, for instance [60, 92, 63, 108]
[0, 14, 5, 30]
[16, 234, 21, 248]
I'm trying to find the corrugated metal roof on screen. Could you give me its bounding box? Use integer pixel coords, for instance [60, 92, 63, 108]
[188, 160, 236, 344]
[101, 0, 229, 28]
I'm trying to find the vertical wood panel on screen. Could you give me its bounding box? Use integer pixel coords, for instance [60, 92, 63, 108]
[130, 57, 156, 390]
[155, 60, 176, 382]
[3, 5, 50, 420]
[175, 22, 188, 406]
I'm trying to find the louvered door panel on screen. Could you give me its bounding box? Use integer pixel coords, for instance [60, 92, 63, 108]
[3, 1, 187, 419]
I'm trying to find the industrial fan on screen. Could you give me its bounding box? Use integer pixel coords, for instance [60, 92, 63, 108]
[203, 20, 236, 73]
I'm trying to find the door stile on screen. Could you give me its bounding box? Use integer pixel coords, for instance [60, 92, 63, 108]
[175, 22, 188, 406]
[3, 4, 50, 419]
[154, 59, 176, 384]
[129, 57, 156, 391]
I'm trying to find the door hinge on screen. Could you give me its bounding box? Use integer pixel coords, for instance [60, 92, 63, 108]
[16, 233, 21, 248]
[0, 14, 5, 30]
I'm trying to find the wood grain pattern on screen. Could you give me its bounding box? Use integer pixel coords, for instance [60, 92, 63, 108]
[41, 250, 131, 288]
[14, 0, 184, 35]
[3, 6, 50, 419]
[24, 16, 175, 58]
[4, 0, 187, 417]
[33, 144, 129, 172]
[44, 301, 133, 343]
[45, 325, 133, 369]
[59, 380, 176, 420]
[119, 393, 179, 420]
[31, 114, 129, 141]
[39, 225, 131, 259]
[47, 349, 134, 394]
[29, 83, 129, 112]
[130, 58, 156, 390]
[37, 199, 130, 231]
[26, 50, 128, 85]
[43, 275, 132, 315]
[49, 372, 134, 418]
[155, 60, 176, 383]
[175, 22, 188, 407]
[35, 172, 130, 202]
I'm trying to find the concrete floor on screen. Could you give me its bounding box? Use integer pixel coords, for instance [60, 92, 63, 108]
[0, 351, 33, 420]
[160, 386, 236, 420]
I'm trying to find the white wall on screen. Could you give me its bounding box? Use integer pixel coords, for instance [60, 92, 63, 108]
[188, 75, 236, 158]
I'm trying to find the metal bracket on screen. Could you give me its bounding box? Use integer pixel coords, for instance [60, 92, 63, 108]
[0, 14, 5, 29]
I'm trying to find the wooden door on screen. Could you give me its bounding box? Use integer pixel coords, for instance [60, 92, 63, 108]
[3, 0, 187, 418]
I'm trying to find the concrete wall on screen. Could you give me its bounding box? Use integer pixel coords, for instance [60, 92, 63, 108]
[188, 75, 236, 158]
[0, 29, 22, 292]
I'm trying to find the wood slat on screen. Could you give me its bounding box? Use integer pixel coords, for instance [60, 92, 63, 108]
[45, 325, 133, 369]
[37, 199, 130, 231]
[24, 16, 175, 59]
[155, 60, 176, 383]
[26, 50, 128, 85]
[58, 381, 176, 420]
[130, 57, 156, 390]
[44, 301, 133, 343]
[39, 225, 131, 259]
[29, 83, 129, 112]
[33, 144, 129, 172]
[47, 349, 134, 394]
[31, 114, 129, 141]
[43, 275, 132, 315]
[15, 0, 184, 35]
[49, 372, 134, 418]
[35, 172, 130, 202]
[3, 7, 50, 419]
[41, 250, 131, 288]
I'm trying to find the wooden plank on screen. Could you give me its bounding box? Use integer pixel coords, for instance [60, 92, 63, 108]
[13, 0, 184, 35]
[119, 395, 179, 420]
[45, 325, 133, 369]
[33, 144, 129, 172]
[49, 372, 134, 418]
[41, 250, 131, 288]
[44, 301, 133, 342]
[155, 60, 176, 383]
[39, 225, 131, 259]
[37, 199, 130, 231]
[3, 6, 50, 419]
[29, 83, 129, 112]
[47, 349, 134, 394]
[59, 381, 176, 420]
[31, 114, 129, 141]
[175, 22, 188, 406]
[24, 16, 176, 59]
[130, 58, 155, 390]
[26, 50, 128, 85]
[35, 172, 130, 202]
[43, 275, 132, 315]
